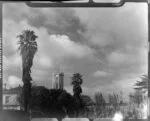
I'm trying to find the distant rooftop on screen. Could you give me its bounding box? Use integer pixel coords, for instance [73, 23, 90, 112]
[3, 86, 22, 94]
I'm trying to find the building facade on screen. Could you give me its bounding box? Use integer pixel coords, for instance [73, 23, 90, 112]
[52, 72, 64, 89]
[3, 86, 22, 110]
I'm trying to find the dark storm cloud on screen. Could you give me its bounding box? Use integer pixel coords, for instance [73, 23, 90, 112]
[3, 3, 148, 96]
[74, 3, 148, 73]
[4, 3, 86, 43]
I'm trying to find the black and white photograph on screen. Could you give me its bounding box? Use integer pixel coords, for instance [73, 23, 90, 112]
[0, 0, 149, 121]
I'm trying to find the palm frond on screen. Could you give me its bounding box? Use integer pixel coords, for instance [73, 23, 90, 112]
[17, 30, 38, 81]
[17, 30, 38, 56]
[134, 75, 148, 91]
[71, 73, 83, 86]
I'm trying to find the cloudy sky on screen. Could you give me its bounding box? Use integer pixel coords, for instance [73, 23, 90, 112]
[3, 2, 148, 99]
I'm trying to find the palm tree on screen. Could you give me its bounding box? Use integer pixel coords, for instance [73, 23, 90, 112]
[134, 75, 148, 93]
[71, 73, 83, 97]
[71, 73, 83, 117]
[17, 30, 38, 112]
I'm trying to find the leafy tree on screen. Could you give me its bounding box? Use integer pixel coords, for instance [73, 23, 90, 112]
[18, 86, 77, 118]
[129, 91, 143, 107]
[126, 75, 148, 119]
[108, 93, 124, 117]
[57, 90, 76, 117]
[17, 30, 38, 112]
[128, 91, 144, 119]
[109, 93, 119, 107]
[94, 92, 106, 117]
[18, 86, 51, 113]
[95, 92, 106, 106]
[79, 95, 95, 118]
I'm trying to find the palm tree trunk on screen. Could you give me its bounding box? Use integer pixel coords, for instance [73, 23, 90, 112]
[74, 94, 81, 117]
[24, 81, 31, 112]
[28, 81, 31, 111]
[22, 58, 32, 112]
[23, 68, 28, 112]
[23, 69, 31, 112]
[23, 82, 28, 112]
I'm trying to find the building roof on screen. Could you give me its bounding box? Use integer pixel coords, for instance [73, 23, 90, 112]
[3, 86, 22, 94]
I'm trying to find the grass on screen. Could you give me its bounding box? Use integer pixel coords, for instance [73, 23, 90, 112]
[1, 110, 30, 121]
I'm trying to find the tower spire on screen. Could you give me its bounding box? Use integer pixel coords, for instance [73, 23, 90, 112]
[55, 62, 60, 73]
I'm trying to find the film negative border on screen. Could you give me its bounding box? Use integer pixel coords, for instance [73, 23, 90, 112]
[0, 0, 149, 120]
[0, 1, 2, 116]
[148, 0, 150, 119]
[25, 0, 147, 7]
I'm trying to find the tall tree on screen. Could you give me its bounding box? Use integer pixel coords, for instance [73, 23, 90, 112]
[71, 73, 83, 116]
[80, 95, 95, 117]
[71, 73, 83, 97]
[17, 30, 38, 112]
[95, 92, 106, 117]
[128, 75, 148, 119]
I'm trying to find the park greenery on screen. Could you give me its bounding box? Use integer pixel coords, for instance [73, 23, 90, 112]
[16, 30, 148, 119]
[17, 74, 148, 119]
